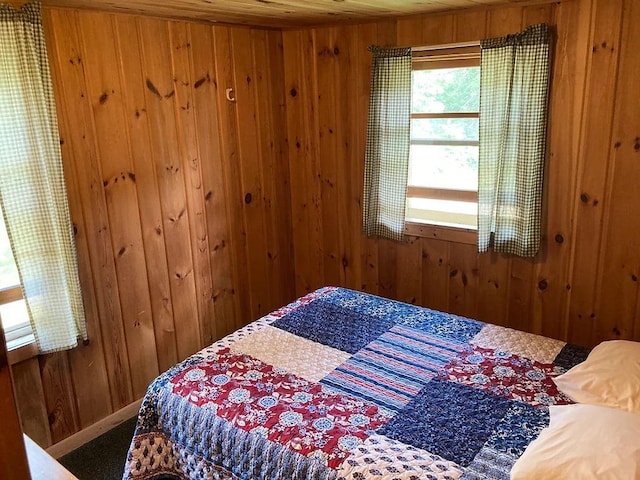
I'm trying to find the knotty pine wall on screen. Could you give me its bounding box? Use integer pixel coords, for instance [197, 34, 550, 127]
[282, 0, 640, 350]
[11, 0, 640, 451]
[12, 7, 294, 447]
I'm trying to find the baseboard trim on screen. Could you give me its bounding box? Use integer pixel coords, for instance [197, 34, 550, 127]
[46, 399, 143, 459]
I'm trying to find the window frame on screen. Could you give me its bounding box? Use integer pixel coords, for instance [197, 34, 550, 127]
[0, 287, 32, 345]
[405, 42, 480, 244]
[0, 215, 33, 348]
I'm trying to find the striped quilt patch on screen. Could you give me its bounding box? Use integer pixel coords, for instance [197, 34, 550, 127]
[321, 325, 467, 412]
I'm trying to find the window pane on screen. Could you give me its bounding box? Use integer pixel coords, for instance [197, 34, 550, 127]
[0, 214, 20, 290]
[408, 145, 478, 191]
[0, 299, 29, 330]
[406, 198, 477, 229]
[412, 67, 480, 113]
[411, 118, 478, 142]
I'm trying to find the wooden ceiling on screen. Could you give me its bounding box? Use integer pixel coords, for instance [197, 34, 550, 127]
[39, 0, 535, 28]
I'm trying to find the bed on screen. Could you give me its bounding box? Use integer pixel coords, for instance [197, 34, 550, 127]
[122, 286, 592, 480]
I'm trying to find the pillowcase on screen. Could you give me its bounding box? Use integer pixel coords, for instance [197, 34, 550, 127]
[511, 404, 640, 480]
[553, 339, 640, 413]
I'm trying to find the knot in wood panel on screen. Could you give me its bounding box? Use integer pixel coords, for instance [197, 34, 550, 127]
[194, 76, 208, 89]
[146, 79, 162, 98]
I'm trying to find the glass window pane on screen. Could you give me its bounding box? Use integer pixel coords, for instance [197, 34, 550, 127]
[0, 299, 29, 330]
[406, 198, 477, 229]
[0, 214, 20, 290]
[411, 67, 480, 113]
[408, 145, 478, 191]
[411, 118, 478, 142]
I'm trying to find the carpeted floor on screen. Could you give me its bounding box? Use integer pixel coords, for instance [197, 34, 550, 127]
[59, 416, 137, 480]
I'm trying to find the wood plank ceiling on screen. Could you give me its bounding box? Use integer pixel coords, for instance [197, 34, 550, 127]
[39, 0, 542, 27]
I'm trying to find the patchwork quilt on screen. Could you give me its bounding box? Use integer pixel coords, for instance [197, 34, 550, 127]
[123, 287, 589, 480]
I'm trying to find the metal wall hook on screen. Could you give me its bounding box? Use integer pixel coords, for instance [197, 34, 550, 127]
[225, 88, 236, 102]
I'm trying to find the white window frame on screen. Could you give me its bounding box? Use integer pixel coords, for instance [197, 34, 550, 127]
[405, 43, 480, 244]
[0, 215, 33, 348]
[0, 288, 33, 349]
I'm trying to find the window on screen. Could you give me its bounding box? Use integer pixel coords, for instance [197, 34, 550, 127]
[0, 212, 32, 345]
[406, 45, 480, 233]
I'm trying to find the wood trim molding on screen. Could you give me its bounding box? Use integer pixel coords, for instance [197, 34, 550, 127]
[0, 286, 23, 305]
[7, 339, 38, 366]
[412, 44, 480, 70]
[405, 221, 477, 245]
[46, 398, 143, 459]
[406, 186, 478, 203]
[411, 112, 479, 119]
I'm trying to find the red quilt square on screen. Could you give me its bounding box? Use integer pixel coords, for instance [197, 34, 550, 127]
[440, 346, 573, 407]
[170, 348, 390, 468]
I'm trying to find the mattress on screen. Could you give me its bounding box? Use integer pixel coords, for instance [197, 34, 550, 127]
[123, 286, 590, 480]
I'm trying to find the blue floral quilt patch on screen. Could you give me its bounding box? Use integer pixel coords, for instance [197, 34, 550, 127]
[398, 308, 485, 343]
[378, 379, 512, 466]
[553, 343, 591, 371]
[486, 401, 549, 456]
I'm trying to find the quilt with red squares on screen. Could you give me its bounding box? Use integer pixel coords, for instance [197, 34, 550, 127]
[123, 287, 589, 480]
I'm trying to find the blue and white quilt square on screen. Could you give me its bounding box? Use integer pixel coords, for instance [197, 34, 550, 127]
[378, 379, 512, 466]
[272, 299, 395, 354]
[486, 402, 549, 457]
[398, 309, 484, 343]
[553, 343, 591, 372]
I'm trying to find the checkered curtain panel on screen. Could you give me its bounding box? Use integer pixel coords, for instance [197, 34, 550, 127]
[363, 46, 412, 241]
[478, 24, 551, 257]
[0, 2, 87, 352]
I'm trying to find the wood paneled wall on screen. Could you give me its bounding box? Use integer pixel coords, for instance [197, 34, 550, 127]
[13, 7, 294, 447]
[282, 0, 640, 349]
[10, 0, 640, 451]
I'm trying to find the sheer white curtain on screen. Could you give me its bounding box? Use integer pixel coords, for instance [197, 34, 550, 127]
[0, 2, 87, 352]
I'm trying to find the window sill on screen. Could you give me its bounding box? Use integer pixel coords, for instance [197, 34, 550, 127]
[7, 334, 37, 365]
[405, 221, 477, 245]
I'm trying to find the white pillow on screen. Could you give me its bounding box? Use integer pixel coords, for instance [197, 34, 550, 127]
[511, 404, 640, 480]
[553, 340, 640, 413]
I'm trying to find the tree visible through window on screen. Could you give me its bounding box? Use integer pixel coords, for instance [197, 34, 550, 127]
[406, 45, 480, 230]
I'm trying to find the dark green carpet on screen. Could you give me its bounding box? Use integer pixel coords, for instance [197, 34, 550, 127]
[59, 416, 137, 480]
